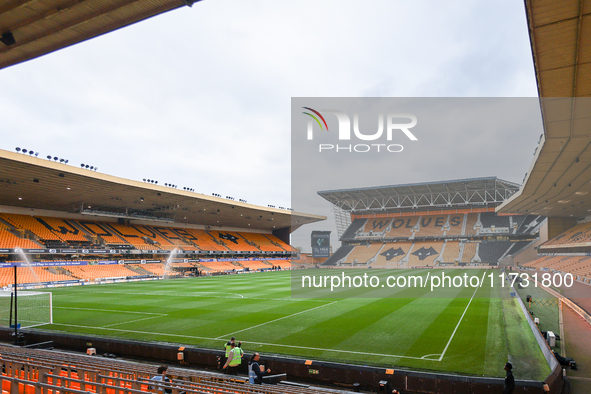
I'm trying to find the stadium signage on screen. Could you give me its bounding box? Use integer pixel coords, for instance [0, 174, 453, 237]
[303, 107, 417, 153]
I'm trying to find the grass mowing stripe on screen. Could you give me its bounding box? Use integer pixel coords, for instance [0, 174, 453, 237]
[215, 301, 338, 339]
[49, 322, 432, 361]
[44, 270, 552, 378]
[438, 270, 487, 361]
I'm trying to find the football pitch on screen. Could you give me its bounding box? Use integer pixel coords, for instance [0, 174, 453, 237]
[42, 270, 550, 380]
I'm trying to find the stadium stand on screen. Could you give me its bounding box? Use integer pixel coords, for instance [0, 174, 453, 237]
[341, 243, 383, 265]
[173, 228, 226, 252]
[133, 226, 177, 250]
[479, 212, 510, 229]
[209, 231, 254, 252]
[523, 255, 591, 281]
[372, 242, 413, 266]
[0, 225, 42, 250]
[272, 260, 291, 269]
[461, 242, 477, 263]
[414, 215, 447, 237]
[385, 216, 419, 238]
[240, 233, 284, 252]
[515, 215, 543, 235]
[198, 261, 240, 272]
[76, 220, 128, 245]
[138, 263, 168, 276]
[0, 214, 62, 243]
[322, 245, 354, 266]
[360, 218, 391, 236]
[443, 214, 464, 237]
[477, 241, 513, 263]
[0, 345, 345, 394]
[0, 266, 74, 286]
[0, 213, 293, 255]
[406, 241, 442, 267]
[463, 213, 479, 236]
[340, 219, 366, 241]
[64, 264, 138, 280]
[265, 234, 291, 251]
[441, 241, 461, 263]
[541, 221, 591, 249]
[35, 217, 89, 243]
[103, 222, 159, 250]
[240, 260, 271, 270]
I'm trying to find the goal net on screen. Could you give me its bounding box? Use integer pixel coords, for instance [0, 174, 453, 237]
[0, 290, 53, 328]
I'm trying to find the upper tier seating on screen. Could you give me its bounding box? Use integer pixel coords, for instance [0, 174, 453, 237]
[0, 213, 292, 254]
[479, 212, 510, 229]
[414, 216, 447, 237]
[385, 216, 419, 238]
[541, 221, 591, 249]
[340, 219, 366, 240]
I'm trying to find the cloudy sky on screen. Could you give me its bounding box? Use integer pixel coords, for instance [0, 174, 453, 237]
[0, 0, 539, 251]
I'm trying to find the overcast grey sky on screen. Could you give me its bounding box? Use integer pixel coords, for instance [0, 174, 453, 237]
[0, 1, 539, 250]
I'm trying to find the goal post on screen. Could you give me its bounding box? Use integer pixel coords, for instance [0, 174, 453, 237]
[0, 290, 53, 328]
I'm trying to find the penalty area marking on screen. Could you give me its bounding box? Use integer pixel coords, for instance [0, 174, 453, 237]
[53, 306, 168, 328]
[48, 322, 438, 361]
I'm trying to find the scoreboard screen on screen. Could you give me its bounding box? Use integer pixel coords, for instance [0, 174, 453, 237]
[311, 231, 330, 258]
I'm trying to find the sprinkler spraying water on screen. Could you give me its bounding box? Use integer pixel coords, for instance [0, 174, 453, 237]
[14, 248, 41, 286]
[162, 248, 179, 279]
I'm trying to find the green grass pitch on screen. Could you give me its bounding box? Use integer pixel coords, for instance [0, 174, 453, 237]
[41, 269, 549, 379]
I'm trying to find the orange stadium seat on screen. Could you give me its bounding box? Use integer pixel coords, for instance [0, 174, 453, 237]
[342, 243, 384, 265]
[372, 242, 412, 266]
[414, 216, 447, 237]
[541, 222, 591, 249]
[0, 214, 62, 242]
[386, 216, 419, 238]
[406, 241, 443, 267]
[464, 213, 479, 236]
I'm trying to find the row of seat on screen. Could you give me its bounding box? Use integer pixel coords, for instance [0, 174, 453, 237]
[346, 213, 540, 241]
[0, 260, 293, 285]
[0, 214, 291, 254]
[541, 221, 591, 250]
[327, 240, 525, 266]
[522, 255, 591, 280]
[0, 345, 348, 394]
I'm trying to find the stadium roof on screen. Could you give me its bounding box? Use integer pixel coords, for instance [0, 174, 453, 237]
[0, 150, 324, 232]
[0, 0, 200, 70]
[497, 0, 591, 218]
[318, 177, 520, 213]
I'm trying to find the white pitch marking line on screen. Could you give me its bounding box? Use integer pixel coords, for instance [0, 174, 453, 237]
[102, 314, 168, 328]
[214, 300, 339, 340]
[48, 323, 435, 361]
[53, 306, 167, 316]
[60, 291, 245, 299]
[438, 270, 487, 362]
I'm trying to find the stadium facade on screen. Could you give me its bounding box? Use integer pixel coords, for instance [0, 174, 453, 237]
[319, 177, 548, 268]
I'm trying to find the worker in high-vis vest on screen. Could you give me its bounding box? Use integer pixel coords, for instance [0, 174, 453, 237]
[222, 337, 236, 371]
[222, 342, 243, 375]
